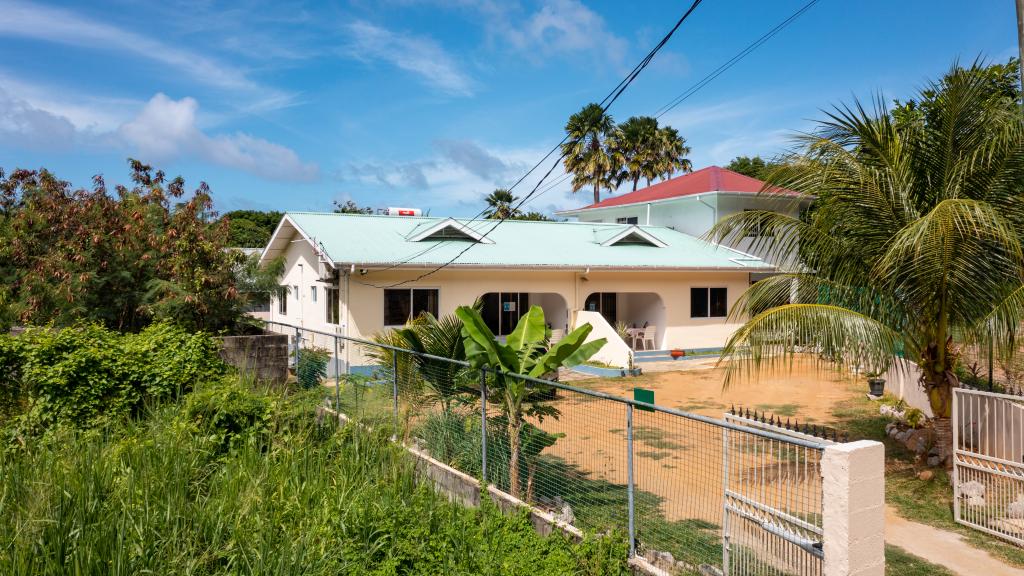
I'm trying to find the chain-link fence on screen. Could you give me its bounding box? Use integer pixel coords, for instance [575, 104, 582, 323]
[268, 321, 828, 575]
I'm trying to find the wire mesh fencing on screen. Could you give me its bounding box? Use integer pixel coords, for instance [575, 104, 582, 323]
[268, 321, 828, 575]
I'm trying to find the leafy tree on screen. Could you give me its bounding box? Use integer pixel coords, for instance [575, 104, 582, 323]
[707, 60, 1024, 462]
[519, 210, 553, 221]
[562, 103, 618, 204]
[456, 305, 605, 497]
[221, 209, 283, 248]
[333, 199, 374, 214]
[724, 156, 780, 180]
[483, 189, 523, 220]
[0, 160, 278, 332]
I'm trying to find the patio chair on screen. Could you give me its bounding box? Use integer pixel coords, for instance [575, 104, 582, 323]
[637, 325, 657, 351]
[549, 328, 565, 344]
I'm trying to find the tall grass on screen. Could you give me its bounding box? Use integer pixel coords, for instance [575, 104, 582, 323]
[0, 379, 628, 576]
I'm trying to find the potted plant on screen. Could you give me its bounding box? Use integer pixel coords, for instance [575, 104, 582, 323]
[865, 371, 886, 397]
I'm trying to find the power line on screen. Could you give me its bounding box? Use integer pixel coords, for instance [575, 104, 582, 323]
[654, 0, 821, 119]
[519, 0, 822, 210]
[360, 0, 706, 288]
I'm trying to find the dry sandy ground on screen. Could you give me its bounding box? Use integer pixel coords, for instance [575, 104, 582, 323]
[535, 356, 860, 524]
[563, 355, 859, 422]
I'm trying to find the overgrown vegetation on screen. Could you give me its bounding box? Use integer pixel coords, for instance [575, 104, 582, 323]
[0, 361, 630, 575]
[1, 323, 224, 439]
[0, 161, 282, 332]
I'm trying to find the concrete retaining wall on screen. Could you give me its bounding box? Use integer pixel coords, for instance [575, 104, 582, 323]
[218, 333, 289, 384]
[314, 405, 663, 576]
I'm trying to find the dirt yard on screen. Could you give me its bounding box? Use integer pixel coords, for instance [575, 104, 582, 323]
[568, 355, 860, 423]
[535, 355, 862, 524]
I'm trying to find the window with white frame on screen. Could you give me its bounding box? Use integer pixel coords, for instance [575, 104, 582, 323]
[384, 288, 438, 326]
[691, 287, 727, 318]
[616, 216, 639, 224]
[326, 288, 340, 324]
[311, 286, 317, 303]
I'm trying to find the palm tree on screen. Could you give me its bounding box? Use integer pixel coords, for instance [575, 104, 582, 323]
[609, 116, 660, 191]
[656, 126, 692, 182]
[483, 189, 522, 220]
[706, 60, 1024, 463]
[561, 103, 617, 204]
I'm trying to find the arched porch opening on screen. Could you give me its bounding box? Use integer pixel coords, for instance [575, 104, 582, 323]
[583, 291, 666, 350]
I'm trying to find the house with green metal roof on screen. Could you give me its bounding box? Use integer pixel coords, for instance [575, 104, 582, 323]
[260, 211, 773, 370]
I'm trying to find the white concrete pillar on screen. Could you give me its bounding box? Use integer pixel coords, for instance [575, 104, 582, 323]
[822, 440, 885, 576]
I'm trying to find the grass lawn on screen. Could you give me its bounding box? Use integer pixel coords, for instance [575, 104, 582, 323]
[830, 387, 1024, 569]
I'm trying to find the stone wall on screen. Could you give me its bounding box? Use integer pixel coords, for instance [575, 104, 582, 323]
[218, 333, 289, 384]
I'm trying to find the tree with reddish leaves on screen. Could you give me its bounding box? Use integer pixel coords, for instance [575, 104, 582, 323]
[0, 160, 275, 332]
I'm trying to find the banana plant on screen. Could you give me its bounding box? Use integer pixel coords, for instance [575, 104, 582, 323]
[455, 304, 605, 497]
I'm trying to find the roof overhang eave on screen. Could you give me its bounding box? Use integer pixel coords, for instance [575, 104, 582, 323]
[334, 261, 776, 273]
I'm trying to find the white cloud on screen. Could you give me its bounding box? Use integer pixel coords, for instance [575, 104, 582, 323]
[118, 94, 319, 182]
[434, 139, 517, 180]
[0, 87, 77, 148]
[510, 0, 626, 62]
[0, 88, 318, 181]
[339, 141, 585, 216]
[342, 20, 475, 96]
[0, 0, 293, 108]
[0, 72, 139, 132]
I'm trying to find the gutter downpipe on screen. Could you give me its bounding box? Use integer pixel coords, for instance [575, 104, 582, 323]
[645, 203, 651, 225]
[696, 194, 717, 225]
[344, 265, 352, 374]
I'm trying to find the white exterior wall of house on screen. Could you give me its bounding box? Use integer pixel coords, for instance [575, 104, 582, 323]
[569, 193, 803, 268]
[266, 229, 752, 369]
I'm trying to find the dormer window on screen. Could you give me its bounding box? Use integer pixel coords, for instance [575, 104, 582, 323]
[407, 218, 494, 243]
[599, 225, 667, 248]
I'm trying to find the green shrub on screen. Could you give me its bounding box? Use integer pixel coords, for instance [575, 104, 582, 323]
[7, 322, 224, 434]
[296, 347, 330, 389]
[182, 379, 273, 452]
[0, 335, 25, 420]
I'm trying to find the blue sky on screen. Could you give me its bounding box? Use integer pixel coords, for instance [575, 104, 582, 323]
[0, 0, 1017, 216]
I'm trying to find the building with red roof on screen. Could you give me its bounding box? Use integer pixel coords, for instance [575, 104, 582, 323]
[557, 165, 809, 268]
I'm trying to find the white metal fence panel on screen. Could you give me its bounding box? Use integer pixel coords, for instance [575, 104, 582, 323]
[723, 413, 825, 575]
[953, 387, 1024, 546]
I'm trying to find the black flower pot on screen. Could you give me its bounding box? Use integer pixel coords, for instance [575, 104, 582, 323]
[868, 378, 886, 396]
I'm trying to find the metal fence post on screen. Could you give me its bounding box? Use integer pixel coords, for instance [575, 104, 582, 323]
[333, 335, 340, 410]
[391, 352, 400, 432]
[294, 327, 301, 378]
[480, 367, 488, 485]
[722, 427, 731, 573]
[626, 403, 636, 558]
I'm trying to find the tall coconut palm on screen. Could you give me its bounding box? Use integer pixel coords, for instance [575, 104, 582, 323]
[561, 103, 617, 204]
[656, 126, 692, 182]
[609, 116, 660, 191]
[483, 189, 522, 220]
[706, 60, 1024, 463]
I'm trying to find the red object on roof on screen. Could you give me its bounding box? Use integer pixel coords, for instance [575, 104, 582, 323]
[572, 166, 798, 211]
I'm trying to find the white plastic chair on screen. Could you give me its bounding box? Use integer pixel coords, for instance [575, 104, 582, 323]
[638, 325, 657, 350]
[549, 328, 565, 344]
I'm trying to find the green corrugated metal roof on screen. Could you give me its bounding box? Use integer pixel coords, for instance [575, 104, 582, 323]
[274, 212, 772, 271]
